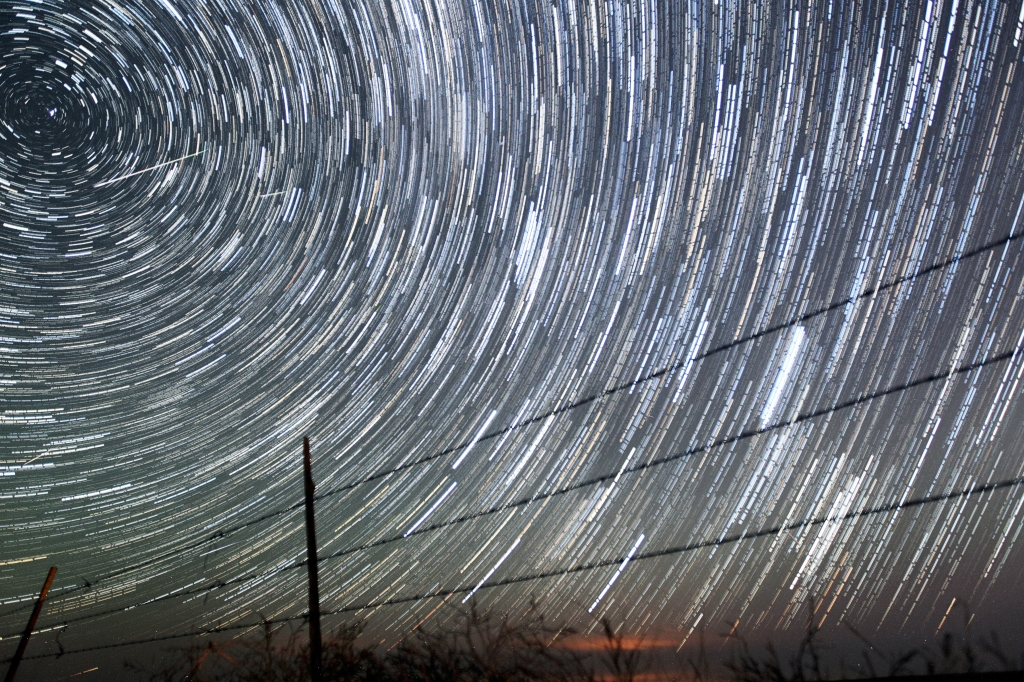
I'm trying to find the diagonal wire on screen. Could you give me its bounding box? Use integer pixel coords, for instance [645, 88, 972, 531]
[4, 343, 1018, 641]
[6, 473, 1022, 663]
[4, 229, 1015, 626]
[310, 229, 1024, 503]
[10, 228, 1018, 622]
[315, 346, 1020, 561]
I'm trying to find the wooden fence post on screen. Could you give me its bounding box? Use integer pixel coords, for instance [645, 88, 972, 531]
[303, 437, 323, 682]
[4, 566, 58, 682]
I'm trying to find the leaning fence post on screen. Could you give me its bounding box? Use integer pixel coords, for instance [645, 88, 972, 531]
[4, 565, 58, 682]
[302, 437, 323, 682]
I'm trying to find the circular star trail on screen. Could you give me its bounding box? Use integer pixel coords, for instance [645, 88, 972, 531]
[3, 0, 1024, 675]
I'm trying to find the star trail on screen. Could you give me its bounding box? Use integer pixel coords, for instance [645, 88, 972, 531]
[3, 0, 1024, 677]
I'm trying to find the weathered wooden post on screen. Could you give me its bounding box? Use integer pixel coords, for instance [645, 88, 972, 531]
[302, 436, 323, 682]
[4, 565, 57, 682]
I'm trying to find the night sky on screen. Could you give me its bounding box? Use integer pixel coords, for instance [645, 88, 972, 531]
[3, 0, 1024, 678]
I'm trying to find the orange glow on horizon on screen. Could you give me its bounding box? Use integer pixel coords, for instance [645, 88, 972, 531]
[556, 631, 682, 652]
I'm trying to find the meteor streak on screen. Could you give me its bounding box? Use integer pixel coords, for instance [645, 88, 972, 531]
[93, 149, 206, 187]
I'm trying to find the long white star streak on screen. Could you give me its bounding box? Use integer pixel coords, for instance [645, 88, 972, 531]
[3, 0, 1024, 674]
[451, 409, 497, 469]
[760, 326, 806, 426]
[463, 537, 521, 604]
[589, 533, 645, 613]
[403, 480, 457, 537]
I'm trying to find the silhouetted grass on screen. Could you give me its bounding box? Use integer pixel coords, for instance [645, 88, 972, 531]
[125, 602, 616, 682]
[713, 601, 1021, 682]
[124, 601, 1021, 682]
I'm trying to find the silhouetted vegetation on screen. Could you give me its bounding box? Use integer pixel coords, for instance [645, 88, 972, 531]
[719, 604, 827, 682]
[125, 601, 1021, 682]
[839, 605, 1022, 679]
[711, 601, 1021, 682]
[126, 602, 621, 682]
